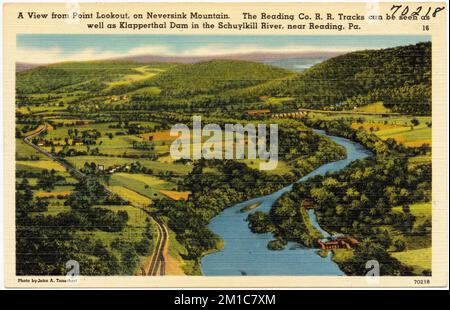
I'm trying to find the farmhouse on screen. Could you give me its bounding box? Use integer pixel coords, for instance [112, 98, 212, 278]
[318, 236, 359, 250]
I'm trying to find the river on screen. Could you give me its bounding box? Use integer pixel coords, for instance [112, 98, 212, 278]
[201, 129, 372, 275]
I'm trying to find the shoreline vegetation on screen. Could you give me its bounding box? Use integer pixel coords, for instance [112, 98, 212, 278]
[245, 123, 430, 275]
[156, 127, 347, 274]
[15, 41, 431, 276]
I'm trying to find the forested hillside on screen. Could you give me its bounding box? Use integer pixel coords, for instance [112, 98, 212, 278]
[143, 60, 292, 98]
[16, 61, 175, 94]
[17, 61, 136, 94]
[16, 42, 431, 114]
[261, 42, 431, 114]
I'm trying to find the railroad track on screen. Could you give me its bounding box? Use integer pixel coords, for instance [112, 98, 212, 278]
[147, 217, 168, 276]
[23, 124, 167, 276]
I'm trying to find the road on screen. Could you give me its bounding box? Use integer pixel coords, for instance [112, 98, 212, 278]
[147, 217, 168, 276]
[23, 124, 167, 276]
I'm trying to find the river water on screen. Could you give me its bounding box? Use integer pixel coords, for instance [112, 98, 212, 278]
[201, 129, 372, 275]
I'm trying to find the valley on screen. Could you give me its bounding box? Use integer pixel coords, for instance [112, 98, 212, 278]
[15, 41, 432, 277]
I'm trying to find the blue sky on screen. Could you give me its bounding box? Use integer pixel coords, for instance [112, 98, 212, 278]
[16, 34, 430, 64]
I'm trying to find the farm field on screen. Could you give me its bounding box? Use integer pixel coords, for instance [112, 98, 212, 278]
[391, 245, 431, 274]
[109, 173, 177, 201]
[34, 189, 73, 198]
[14, 40, 433, 277]
[108, 185, 152, 207]
[16, 139, 47, 160]
[65, 156, 192, 175]
[350, 102, 392, 114]
[159, 190, 190, 201]
[104, 66, 164, 91]
[393, 202, 432, 229]
[304, 108, 431, 148]
[16, 160, 66, 172]
[390, 202, 432, 274]
[239, 158, 292, 175]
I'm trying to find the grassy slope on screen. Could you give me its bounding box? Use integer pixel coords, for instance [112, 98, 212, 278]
[109, 173, 176, 201]
[391, 202, 432, 274]
[66, 156, 192, 174]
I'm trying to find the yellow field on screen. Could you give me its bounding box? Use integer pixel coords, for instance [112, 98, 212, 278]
[352, 102, 392, 114]
[114, 173, 168, 187]
[352, 122, 431, 147]
[393, 202, 431, 218]
[16, 160, 66, 172]
[23, 124, 45, 137]
[108, 186, 152, 207]
[139, 130, 180, 142]
[391, 202, 431, 274]
[105, 66, 163, 90]
[34, 191, 72, 198]
[351, 122, 400, 131]
[159, 190, 190, 201]
[408, 155, 431, 167]
[157, 155, 176, 163]
[391, 247, 431, 274]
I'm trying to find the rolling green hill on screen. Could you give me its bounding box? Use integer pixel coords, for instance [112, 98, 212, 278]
[16, 42, 431, 114]
[261, 42, 431, 114]
[16, 61, 175, 94]
[145, 60, 292, 98]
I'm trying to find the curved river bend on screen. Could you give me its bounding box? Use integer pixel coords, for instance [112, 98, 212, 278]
[201, 129, 372, 276]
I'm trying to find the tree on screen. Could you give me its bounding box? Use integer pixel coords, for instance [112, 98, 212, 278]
[411, 118, 420, 127]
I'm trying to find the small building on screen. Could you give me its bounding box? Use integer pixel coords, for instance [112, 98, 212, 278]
[37, 140, 46, 146]
[318, 236, 359, 250]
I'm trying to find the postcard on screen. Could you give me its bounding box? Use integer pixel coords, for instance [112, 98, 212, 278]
[2, 1, 448, 288]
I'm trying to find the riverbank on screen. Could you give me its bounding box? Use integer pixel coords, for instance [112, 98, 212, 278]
[201, 129, 370, 275]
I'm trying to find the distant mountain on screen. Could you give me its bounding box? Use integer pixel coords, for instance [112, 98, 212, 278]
[106, 59, 293, 97]
[16, 43, 430, 114]
[16, 51, 342, 72]
[16, 62, 44, 72]
[113, 51, 343, 64]
[15, 59, 289, 97]
[258, 42, 431, 114]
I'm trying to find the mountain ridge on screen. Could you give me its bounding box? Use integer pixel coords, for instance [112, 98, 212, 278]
[16, 50, 344, 72]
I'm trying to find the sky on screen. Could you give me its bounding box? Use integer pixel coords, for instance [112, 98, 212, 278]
[16, 34, 430, 64]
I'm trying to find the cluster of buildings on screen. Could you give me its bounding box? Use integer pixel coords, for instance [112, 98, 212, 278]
[317, 234, 360, 250]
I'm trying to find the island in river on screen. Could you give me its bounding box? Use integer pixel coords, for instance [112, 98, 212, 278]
[201, 129, 371, 276]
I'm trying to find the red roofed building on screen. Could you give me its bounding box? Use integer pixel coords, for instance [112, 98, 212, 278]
[318, 236, 359, 250]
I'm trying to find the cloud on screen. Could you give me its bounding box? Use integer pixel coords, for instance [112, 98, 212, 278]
[16, 43, 359, 64]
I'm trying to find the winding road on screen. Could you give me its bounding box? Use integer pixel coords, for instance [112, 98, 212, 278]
[23, 124, 168, 276]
